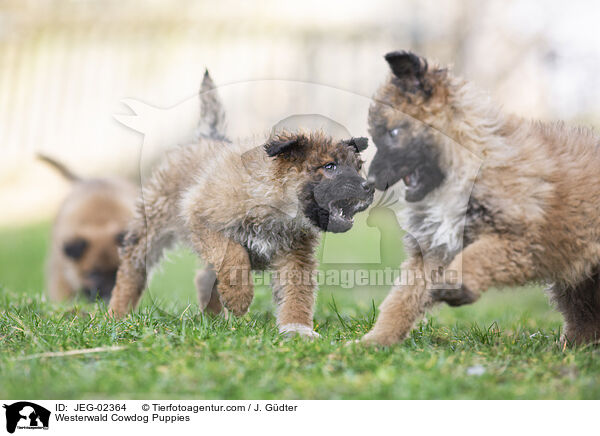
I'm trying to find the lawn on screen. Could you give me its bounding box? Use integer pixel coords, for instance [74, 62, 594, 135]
[0, 216, 598, 399]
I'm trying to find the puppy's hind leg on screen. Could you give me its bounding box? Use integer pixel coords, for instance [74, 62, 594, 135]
[195, 266, 223, 314]
[108, 218, 174, 318]
[108, 224, 147, 318]
[550, 273, 600, 346]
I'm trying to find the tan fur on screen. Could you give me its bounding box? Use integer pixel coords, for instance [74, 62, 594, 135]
[364, 53, 600, 346]
[46, 175, 138, 301]
[108, 131, 368, 337]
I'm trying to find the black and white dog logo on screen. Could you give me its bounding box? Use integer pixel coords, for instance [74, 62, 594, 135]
[3, 402, 50, 433]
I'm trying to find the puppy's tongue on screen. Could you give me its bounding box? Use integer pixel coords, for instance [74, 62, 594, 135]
[403, 170, 419, 188]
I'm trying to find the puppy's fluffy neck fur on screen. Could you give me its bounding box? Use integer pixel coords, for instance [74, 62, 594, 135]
[175, 139, 318, 267]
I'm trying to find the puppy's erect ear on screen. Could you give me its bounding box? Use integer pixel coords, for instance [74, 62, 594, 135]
[63, 238, 88, 260]
[342, 137, 369, 153]
[264, 138, 300, 157]
[385, 51, 428, 79]
[384, 51, 432, 95]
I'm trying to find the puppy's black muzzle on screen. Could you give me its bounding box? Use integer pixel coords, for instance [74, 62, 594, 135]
[315, 169, 374, 202]
[368, 139, 444, 202]
[313, 170, 374, 233]
[83, 269, 117, 303]
[368, 146, 406, 191]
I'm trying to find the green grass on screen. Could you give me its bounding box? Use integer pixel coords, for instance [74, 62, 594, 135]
[0, 218, 599, 399]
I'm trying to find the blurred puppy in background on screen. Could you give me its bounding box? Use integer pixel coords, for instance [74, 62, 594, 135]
[40, 155, 137, 303]
[42, 70, 226, 304]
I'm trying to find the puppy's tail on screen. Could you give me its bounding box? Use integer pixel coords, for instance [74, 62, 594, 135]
[196, 69, 228, 142]
[37, 154, 81, 182]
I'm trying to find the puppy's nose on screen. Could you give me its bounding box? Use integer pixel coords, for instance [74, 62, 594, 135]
[361, 180, 375, 193]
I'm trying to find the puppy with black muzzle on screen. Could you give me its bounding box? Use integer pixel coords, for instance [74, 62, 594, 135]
[108, 131, 373, 337]
[40, 155, 138, 303]
[363, 50, 600, 346]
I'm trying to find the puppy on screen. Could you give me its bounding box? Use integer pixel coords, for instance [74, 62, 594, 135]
[40, 155, 137, 302]
[364, 50, 600, 346]
[42, 71, 226, 305]
[108, 131, 373, 337]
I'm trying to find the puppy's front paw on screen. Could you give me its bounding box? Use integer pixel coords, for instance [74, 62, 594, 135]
[226, 298, 253, 317]
[106, 300, 127, 319]
[106, 307, 123, 320]
[430, 284, 479, 307]
[359, 331, 398, 347]
[279, 324, 321, 340]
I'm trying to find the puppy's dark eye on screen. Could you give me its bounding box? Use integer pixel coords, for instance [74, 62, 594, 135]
[63, 238, 88, 260]
[389, 128, 400, 137]
[323, 162, 337, 171]
[115, 231, 127, 247]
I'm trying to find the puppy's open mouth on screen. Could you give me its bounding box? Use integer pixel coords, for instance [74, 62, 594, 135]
[402, 167, 421, 194]
[327, 198, 371, 232]
[370, 164, 422, 195]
